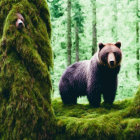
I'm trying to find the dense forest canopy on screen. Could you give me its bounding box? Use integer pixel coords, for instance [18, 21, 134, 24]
[48, 0, 140, 102]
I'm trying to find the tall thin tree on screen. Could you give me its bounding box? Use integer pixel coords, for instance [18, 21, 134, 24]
[72, 1, 84, 62]
[67, 0, 72, 66]
[75, 22, 79, 61]
[136, 0, 140, 80]
[91, 0, 97, 55]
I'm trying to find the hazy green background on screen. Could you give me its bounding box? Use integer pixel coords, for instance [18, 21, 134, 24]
[47, 0, 140, 103]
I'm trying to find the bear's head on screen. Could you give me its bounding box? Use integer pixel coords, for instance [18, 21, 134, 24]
[98, 42, 122, 68]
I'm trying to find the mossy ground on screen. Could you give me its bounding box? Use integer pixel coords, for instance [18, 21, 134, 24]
[53, 87, 140, 140]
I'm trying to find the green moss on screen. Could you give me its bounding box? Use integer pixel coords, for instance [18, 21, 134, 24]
[122, 118, 140, 139]
[53, 88, 140, 139]
[0, 0, 55, 139]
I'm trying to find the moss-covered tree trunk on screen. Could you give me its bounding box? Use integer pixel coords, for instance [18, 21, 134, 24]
[0, 0, 55, 139]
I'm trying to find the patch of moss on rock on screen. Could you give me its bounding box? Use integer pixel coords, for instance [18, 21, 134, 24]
[53, 87, 140, 139]
[0, 0, 55, 139]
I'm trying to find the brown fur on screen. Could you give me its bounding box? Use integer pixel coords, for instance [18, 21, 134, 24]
[98, 43, 122, 68]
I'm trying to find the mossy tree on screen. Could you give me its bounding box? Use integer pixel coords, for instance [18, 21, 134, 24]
[0, 0, 56, 139]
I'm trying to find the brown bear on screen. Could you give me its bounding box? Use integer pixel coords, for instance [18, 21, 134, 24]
[59, 42, 122, 107]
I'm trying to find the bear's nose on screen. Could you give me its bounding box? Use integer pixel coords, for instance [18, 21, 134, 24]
[16, 19, 25, 30]
[110, 61, 114, 66]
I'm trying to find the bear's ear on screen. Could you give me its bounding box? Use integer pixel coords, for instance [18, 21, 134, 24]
[115, 42, 121, 48]
[99, 43, 104, 50]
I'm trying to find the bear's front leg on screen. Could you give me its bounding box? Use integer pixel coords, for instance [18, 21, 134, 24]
[102, 81, 117, 105]
[103, 91, 116, 105]
[87, 85, 101, 107]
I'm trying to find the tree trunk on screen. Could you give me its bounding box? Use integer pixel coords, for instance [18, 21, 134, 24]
[136, 22, 140, 80]
[136, 0, 140, 80]
[91, 0, 97, 55]
[75, 22, 79, 62]
[67, 0, 72, 66]
[0, 0, 55, 139]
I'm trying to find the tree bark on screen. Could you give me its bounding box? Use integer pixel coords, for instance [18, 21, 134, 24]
[75, 22, 79, 62]
[67, 0, 72, 66]
[136, 0, 140, 80]
[91, 0, 97, 55]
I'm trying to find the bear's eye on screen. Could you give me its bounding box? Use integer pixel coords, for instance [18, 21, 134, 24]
[114, 52, 118, 58]
[114, 52, 120, 63]
[105, 53, 109, 60]
[105, 55, 107, 60]
[102, 53, 108, 63]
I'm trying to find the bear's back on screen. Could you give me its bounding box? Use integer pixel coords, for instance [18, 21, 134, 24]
[59, 60, 90, 96]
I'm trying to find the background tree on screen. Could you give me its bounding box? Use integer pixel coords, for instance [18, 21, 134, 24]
[72, 1, 84, 62]
[75, 22, 79, 61]
[91, 0, 97, 55]
[136, 0, 140, 80]
[67, 0, 72, 66]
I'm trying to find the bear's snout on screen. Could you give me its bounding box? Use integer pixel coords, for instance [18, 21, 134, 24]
[16, 19, 24, 29]
[16, 13, 25, 30]
[108, 53, 116, 68]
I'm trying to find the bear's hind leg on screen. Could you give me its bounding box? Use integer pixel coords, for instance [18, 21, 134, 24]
[59, 78, 78, 105]
[59, 86, 77, 105]
[61, 93, 77, 105]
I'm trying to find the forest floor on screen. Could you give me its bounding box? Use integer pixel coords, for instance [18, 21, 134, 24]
[52, 91, 140, 140]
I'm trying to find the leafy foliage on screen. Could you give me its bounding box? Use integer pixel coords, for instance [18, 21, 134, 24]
[72, 0, 84, 33]
[48, 0, 64, 19]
